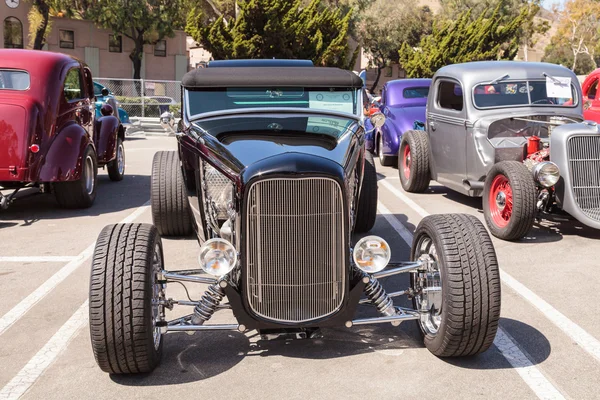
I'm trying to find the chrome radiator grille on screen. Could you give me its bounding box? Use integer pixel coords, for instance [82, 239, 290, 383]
[567, 135, 600, 221]
[246, 178, 345, 323]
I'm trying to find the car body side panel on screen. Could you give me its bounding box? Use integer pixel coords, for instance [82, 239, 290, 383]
[38, 123, 91, 182]
[0, 103, 28, 180]
[94, 115, 119, 165]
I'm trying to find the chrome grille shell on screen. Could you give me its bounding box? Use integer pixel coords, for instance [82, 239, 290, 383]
[245, 177, 346, 323]
[567, 135, 600, 222]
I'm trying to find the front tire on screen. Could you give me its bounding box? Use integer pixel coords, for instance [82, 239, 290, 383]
[151, 151, 193, 237]
[377, 134, 395, 167]
[411, 214, 501, 357]
[107, 137, 125, 181]
[89, 223, 165, 374]
[399, 130, 430, 193]
[54, 146, 97, 208]
[354, 152, 378, 233]
[483, 161, 537, 241]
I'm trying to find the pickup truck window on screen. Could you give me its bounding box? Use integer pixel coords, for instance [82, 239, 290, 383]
[588, 80, 598, 100]
[437, 81, 463, 111]
[64, 68, 83, 102]
[473, 80, 578, 108]
[0, 70, 29, 90]
[403, 87, 429, 99]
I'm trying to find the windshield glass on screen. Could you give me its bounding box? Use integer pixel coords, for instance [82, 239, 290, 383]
[193, 115, 356, 140]
[0, 70, 30, 91]
[187, 87, 358, 118]
[473, 80, 578, 108]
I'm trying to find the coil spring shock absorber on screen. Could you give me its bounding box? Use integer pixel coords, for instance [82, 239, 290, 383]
[191, 282, 226, 325]
[364, 275, 397, 316]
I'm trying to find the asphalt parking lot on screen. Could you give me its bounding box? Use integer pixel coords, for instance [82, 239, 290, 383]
[1, 135, 600, 399]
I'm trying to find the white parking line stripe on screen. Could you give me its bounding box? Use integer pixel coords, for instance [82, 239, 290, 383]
[494, 328, 565, 400]
[0, 301, 89, 400]
[377, 201, 565, 400]
[501, 269, 600, 363]
[0, 256, 78, 263]
[0, 201, 150, 336]
[380, 180, 429, 217]
[381, 177, 600, 365]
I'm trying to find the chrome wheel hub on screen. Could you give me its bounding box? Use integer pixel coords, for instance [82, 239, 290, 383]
[152, 243, 166, 350]
[84, 156, 95, 195]
[495, 191, 507, 211]
[413, 236, 443, 336]
[117, 143, 125, 175]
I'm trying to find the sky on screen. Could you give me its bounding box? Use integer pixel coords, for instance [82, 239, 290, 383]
[542, 0, 566, 9]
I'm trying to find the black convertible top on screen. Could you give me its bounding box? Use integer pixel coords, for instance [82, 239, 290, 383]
[182, 66, 364, 89]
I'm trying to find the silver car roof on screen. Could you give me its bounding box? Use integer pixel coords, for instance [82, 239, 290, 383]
[434, 61, 579, 88]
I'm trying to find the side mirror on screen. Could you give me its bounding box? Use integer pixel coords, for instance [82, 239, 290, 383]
[101, 88, 109, 97]
[370, 111, 386, 129]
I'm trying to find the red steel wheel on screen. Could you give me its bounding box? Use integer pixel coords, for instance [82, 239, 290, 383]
[403, 143, 411, 180]
[488, 175, 513, 228]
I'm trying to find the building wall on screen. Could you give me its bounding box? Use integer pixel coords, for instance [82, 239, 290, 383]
[1, 3, 188, 80]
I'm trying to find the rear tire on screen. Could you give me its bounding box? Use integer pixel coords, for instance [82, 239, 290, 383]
[89, 223, 165, 374]
[107, 138, 125, 182]
[151, 151, 193, 237]
[354, 152, 378, 233]
[399, 130, 430, 193]
[411, 214, 501, 357]
[483, 161, 536, 241]
[54, 146, 97, 208]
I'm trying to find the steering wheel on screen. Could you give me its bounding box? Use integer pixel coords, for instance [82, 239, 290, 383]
[532, 99, 554, 105]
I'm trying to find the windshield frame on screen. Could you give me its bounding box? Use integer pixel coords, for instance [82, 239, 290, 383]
[471, 79, 579, 110]
[184, 87, 362, 122]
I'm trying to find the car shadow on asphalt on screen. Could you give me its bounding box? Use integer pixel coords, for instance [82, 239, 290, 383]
[0, 174, 151, 227]
[429, 184, 600, 243]
[445, 317, 551, 370]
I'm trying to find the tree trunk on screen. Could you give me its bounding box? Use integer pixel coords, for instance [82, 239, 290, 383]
[129, 38, 144, 80]
[523, 43, 528, 62]
[572, 52, 578, 71]
[370, 66, 384, 93]
[32, 0, 50, 50]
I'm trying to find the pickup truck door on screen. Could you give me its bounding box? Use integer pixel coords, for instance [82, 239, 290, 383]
[428, 79, 467, 190]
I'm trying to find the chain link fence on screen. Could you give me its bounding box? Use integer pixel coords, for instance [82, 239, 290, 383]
[95, 78, 182, 120]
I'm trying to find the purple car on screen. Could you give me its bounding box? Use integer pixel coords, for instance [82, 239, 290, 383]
[368, 79, 432, 166]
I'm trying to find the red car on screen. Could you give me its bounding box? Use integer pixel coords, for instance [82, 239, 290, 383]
[0, 50, 125, 210]
[582, 68, 600, 122]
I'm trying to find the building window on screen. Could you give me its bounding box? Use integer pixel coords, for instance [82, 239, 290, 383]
[154, 40, 166, 57]
[3, 17, 23, 49]
[109, 34, 122, 53]
[59, 30, 75, 49]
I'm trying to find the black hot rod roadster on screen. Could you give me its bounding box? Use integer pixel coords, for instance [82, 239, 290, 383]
[89, 65, 501, 373]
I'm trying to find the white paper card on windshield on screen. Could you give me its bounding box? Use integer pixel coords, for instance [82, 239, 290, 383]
[546, 76, 571, 98]
[309, 92, 354, 114]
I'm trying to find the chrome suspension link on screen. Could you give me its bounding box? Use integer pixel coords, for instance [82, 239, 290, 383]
[191, 282, 226, 325]
[364, 275, 396, 316]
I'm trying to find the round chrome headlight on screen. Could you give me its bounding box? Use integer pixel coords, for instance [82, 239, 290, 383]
[353, 235, 391, 274]
[533, 161, 560, 188]
[198, 238, 237, 277]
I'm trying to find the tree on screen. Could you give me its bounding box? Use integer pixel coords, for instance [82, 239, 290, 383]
[552, 0, 600, 71]
[27, 0, 66, 49]
[71, 0, 181, 79]
[542, 37, 596, 75]
[399, 2, 529, 78]
[187, 0, 354, 68]
[356, 0, 432, 91]
[439, 0, 550, 61]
